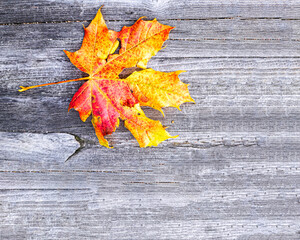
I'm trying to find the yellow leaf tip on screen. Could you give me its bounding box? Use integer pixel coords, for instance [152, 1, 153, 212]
[157, 108, 165, 117]
[98, 5, 104, 13]
[161, 45, 167, 50]
[102, 144, 113, 149]
[176, 106, 182, 111]
[100, 141, 113, 148]
[138, 16, 147, 21]
[18, 86, 26, 92]
[176, 70, 186, 75]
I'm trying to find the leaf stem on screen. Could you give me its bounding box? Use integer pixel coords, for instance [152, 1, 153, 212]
[18, 77, 90, 92]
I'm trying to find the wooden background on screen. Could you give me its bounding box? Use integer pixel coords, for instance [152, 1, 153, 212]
[1, 0, 300, 239]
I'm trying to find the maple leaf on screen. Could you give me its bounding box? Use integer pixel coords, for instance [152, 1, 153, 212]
[19, 7, 194, 148]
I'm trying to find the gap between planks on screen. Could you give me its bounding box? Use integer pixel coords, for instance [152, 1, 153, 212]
[1, 17, 300, 26]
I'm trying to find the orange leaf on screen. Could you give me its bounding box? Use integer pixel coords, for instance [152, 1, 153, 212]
[19, 7, 194, 148]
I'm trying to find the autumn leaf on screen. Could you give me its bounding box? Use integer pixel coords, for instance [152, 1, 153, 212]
[19, 6, 194, 148]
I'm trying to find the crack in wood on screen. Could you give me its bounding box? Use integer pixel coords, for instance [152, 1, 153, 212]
[1, 17, 299, 26]
[0, 170, 153, 173]
[65, 133, 86, 162]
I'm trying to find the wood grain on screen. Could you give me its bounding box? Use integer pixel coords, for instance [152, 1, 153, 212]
[1, 0, 300, 24]
[1, 0, 300, 239]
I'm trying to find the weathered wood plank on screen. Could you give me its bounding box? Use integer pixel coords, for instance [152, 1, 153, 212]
[1, 57, 300, 137]
[1, 1, 300, 239]
[0, 217, 299, 240]
[0, 0, 300, 24]
[0, 132, 79, 162]
[1, 131, 300, 239]
[2, 131, 300, 169]
[2, 94, 300, 136]
[1, 19, 300, 59]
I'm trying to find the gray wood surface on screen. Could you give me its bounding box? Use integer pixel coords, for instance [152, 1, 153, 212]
[1, 0, 300, 239]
